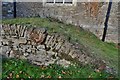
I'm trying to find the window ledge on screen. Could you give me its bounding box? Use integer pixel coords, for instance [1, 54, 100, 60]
[44, 3, 75, 6]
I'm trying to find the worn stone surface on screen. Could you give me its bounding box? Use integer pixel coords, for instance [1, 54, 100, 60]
[0, 24, 117, 75]
[29, 27, 47, 44]
[2, 2, 119, 43]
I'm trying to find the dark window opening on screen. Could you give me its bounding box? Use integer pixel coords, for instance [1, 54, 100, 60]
[64, 0, 72, 4]
[46, 0, 54, 3]
[55, 0, 63, 3]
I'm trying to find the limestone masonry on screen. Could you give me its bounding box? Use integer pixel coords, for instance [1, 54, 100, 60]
[2, 2, 119, 43]
[0, 24, 117, 75]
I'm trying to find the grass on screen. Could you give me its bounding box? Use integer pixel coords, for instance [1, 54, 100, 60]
[2, 58, 115, 79]
[2, 17, 119, 78]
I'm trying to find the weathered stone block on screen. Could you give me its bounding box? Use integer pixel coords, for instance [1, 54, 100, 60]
[56, 59, 71, 67]
[47, 50, 56, 56]
[46, 35, 55, 48]
[36, 49, 46, 55]
[21, 25, 27, 37]
[1, 40, 9, 46]
[29, 27, 47, 44]
[12, 46, 19, 50]
[50, 34, 60, 50]
[26, 48, 32, 53]
[68, 49, 74, 57]
[37, 45, 45, 50]
[71, 53, 78, 59]
[9, 50, 16, 58]
[54, 42, 62, 51]
[45, 35, 51, 45]
[18, 37, 27, 44]
[23, 52, 29, 57]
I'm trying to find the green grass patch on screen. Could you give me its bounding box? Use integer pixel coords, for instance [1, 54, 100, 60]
[2, 58, 115, 78]
[2, 17, 118, 71]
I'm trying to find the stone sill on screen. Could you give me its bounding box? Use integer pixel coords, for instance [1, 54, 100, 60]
[44, 3, 75, 7]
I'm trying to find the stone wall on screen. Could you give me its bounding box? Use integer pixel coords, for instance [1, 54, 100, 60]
[0, 24, 96, 66]
[0, 24, 117, 74]
[0, 1, 2, 19]
[2, 2, 119, 43]
[2, 2, 14, 19]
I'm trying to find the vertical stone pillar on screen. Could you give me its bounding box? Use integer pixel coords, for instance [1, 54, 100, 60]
[43, 0, 46, 6]
[54, 0, 55, 4]
[63, 0, 65, 4]
[73, 0, 77, 6]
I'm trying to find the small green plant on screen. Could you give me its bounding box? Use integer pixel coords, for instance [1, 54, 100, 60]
[2, 58, 115, 78]
[2, 18, 118, 71]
